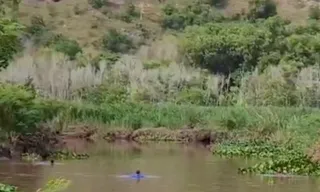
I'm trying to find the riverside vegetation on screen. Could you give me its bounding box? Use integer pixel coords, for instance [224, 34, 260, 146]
[1, 0, 320, 176]
[0, 178, 70, 192]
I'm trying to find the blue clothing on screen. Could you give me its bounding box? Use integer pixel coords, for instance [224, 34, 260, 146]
[130, 173, 145, 179]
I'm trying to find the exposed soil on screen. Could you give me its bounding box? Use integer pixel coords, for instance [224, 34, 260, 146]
[0, 125, 229, 160]
[103, 127, 230, 144]
[0, 124, 97, 160]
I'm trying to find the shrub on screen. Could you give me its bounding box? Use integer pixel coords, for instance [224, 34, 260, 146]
[0, 84, 47, 135]
[52, 37, 82, 60]
[0, 18, 24, 70]
[161, 1, 224, 30]
[180, 22, 272, 74]
[120, 3, 139, 23]
[25, 15, 55, 46]
[88, 0, 106, 9]
[309, 5, 320, 20]
[209, 0, 228, 8]
[247, 0, 277, 20]
[102, 29, 134, 53]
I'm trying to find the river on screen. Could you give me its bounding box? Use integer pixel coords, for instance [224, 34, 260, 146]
[0, 141, 319, 192]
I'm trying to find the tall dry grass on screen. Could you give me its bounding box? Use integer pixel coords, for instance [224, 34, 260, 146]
[238, 66, 320, 107]
[0, 48, 106, 99]
[1, 35, 320, 106]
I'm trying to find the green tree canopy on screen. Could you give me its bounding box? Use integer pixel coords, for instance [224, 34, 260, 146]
[0, 18, 24, 70]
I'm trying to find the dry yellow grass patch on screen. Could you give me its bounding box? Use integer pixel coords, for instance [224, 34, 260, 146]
[225, 0, 319, 23]
[18, 0, 161, 55]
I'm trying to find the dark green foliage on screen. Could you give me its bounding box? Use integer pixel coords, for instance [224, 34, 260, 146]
[180, 16, 320, 75]
[0, 183, 17, 192]
[0, 18, 24, 71]
[247, 0, 277, 20]
[161, 1, 224, 30]
[80, 84, 128, 105]
[27, 14, 46, 35]
[25, 15, 82, 59]
[52, 36, 82, 60]
[0, 84, 40, 134]
[209, 0, 228, 8]
[181, 21, 271, 74]
[102, 29, 134, 53]
[88, 0, 106, 9]
[174, 88, 217, 106]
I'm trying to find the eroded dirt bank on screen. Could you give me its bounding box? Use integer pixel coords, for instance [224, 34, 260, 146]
[0, 125, 230, 160]
[0, 125, 96, 160]
[103, 127, 229, 144]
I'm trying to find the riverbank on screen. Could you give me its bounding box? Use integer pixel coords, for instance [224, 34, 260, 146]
[2, 84, 320, 167]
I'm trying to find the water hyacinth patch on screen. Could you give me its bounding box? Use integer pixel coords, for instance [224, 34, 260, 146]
[213, 140, 320, 176]
[238, 155, 320, 176]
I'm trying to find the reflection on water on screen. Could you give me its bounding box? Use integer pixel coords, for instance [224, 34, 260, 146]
[0, 141, 320, 192]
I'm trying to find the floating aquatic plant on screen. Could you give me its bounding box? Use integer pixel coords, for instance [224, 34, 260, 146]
[51, 150, 89, 160]
[213, 140, 301, 159]
[36, 178, 71, 192]
[213, 140, 320, 176]
[238, 154, 320, 176]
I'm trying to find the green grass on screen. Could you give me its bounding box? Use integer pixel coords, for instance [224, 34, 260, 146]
[2, 83, 320, 143]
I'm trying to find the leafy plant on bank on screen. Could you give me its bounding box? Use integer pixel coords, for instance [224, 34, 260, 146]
[0, 178, 70, 192]
[0, 183, 16, 192]
[0, 18, 24, 71]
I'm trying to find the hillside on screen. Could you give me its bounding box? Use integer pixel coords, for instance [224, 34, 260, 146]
[16, 0, 319, 56]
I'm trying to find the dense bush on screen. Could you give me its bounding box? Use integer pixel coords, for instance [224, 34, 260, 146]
[52, 36, 82, 60]
[209, 0, 228, 8]
[0, 83, 63, 135]
[247, 0, 277, 20]
[88, 0, 107, 9]
[180, 16, 320, 75]
[0, 18, 24, 70]
[161, 1, 224, 30]
[102, 29, 134, 53]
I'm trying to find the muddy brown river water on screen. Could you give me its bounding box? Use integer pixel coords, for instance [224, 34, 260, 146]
[0, 142, 320, 192]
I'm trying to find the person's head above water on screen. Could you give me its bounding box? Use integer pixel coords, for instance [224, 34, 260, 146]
[136, 170, 140, 175]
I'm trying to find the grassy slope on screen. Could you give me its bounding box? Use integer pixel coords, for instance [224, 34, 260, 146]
[17, 0, 315, 56]
[18, 0, 161, 56]
[225, 0, 311, 23]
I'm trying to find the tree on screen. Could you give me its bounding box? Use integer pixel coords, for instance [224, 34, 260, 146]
[0, 18, 24, 70]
